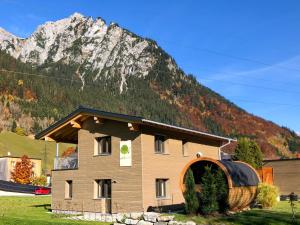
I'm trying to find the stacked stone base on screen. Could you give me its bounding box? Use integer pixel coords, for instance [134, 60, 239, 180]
[52, 210, 196, 225]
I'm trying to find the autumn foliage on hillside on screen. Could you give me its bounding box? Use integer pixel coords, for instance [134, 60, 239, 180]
[11, 155, 33, 184]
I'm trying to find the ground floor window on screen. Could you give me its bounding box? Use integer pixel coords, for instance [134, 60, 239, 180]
[95, 179, 111, 198]
[156, 179, 168, 198]
[65, 180, 73, 199]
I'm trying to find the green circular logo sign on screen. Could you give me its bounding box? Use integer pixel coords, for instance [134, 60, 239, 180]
[121, 144, 129, 155]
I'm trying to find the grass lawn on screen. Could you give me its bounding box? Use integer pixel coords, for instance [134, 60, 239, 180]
[172, 201, 300, 225]
[0, 132, 74, 170]
[0, 196, 105, 225]
[0, 196, 299, 225]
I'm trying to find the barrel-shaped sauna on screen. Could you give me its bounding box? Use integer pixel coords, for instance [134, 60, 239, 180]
[180, 157, 260, 211]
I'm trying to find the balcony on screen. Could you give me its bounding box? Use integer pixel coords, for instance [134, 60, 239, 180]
[54, 156, 78, 170]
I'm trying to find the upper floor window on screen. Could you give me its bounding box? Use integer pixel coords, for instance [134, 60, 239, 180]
[156, 179, 168, 198]
[155, 135, 165, 153]
[182, 140, 188, 157]
[95, 136, 111, 155]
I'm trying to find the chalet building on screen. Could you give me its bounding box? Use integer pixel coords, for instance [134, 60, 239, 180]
[0, 156, 42, 181]
[263, 158, 300, 196]
[36, 106, 235, 214]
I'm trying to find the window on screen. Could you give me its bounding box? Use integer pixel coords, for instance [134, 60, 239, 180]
[155, 135, 165, 153]
[65, 180, 73, 199]
[96, 136, 111, 155]
[156, 179, 167, 198]
[182, 140, 188, 157]
[11, 161, 15, 167]
[95, 179, 111, 198]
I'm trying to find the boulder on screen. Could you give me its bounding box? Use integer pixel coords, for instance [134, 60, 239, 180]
[125, 219, 139, 225]
[155, 222, 168, 225]
[157, 215, 174, 222]
[130, 212, 144, 220]
[137, 220, 154, 225]
[184, 221, 196, 225]
[143, 212, 160, 222]
[116, 214, 126, 223]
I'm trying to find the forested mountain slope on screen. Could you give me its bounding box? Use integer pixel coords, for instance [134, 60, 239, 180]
[0, 13, 299, 159]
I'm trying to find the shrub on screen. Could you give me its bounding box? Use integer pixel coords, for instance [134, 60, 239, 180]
[31, 175, 47, 186]
[257, 183, 279, 208]
[15, 126, 26, 136]
[199, 166, 218, 215]
[183, 168, 199, 214]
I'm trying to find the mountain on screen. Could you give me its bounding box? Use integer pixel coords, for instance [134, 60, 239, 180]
[0, 13, 299, 159]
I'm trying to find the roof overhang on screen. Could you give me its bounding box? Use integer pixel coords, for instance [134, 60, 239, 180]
[35, 106, 235, 144]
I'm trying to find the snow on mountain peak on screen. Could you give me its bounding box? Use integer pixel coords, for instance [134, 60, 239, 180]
[0, 13, 178, 92]
[69, 12, 85, 19]
[0, 27, 17, 41]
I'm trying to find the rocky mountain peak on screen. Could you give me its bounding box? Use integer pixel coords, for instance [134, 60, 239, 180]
[0, 27, 17, 41]
[0, 13, 166, 92]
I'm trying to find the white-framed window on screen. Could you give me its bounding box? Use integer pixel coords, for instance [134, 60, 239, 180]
[95, 136, 111, 155]
[65, 180, 73, 199]
[182, 140, 188, 157]
[95, 179, 111, 198]
[156, 179, 168, 198]
[155, 135, 165, 153]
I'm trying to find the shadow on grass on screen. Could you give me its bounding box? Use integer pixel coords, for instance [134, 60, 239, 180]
[216, 210, 300, 225]
[31, 204, 51, 212]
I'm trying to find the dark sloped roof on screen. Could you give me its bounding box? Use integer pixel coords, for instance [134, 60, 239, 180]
[35, 106, 235, 143]
[220, 160, 259, 187]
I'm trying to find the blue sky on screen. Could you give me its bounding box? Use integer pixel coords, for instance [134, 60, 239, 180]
[1, 0, 300, 133]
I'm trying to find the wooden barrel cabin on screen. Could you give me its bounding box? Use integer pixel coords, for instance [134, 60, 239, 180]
[180, 157, 260, 211]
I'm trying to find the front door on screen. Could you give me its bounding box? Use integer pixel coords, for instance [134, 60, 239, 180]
[101, 179, 112, 213]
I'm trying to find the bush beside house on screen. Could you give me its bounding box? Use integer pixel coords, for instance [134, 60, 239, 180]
[183, 166, 229, 215]
[257, 183, 279, 208]
[183, 169, 199, 215]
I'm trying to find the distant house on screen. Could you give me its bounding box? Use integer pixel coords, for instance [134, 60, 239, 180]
[0, 156, 42, 181]
[263, 158, 300, 196]
[36, 106, 237, 214]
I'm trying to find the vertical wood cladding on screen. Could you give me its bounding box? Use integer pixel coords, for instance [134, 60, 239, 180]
[264, 159, 300, 195]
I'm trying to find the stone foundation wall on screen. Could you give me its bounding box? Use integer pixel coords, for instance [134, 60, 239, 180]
[52, 210, 196, 225]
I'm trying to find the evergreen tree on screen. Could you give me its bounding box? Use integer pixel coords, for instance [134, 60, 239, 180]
[249, 141, 263, 169]
[234, 137, 263, 169]
[11, 120, 17, 132]
[215, 169, 229, 213]
[183, 169, 199, 214]
[199, 166, 218, 215]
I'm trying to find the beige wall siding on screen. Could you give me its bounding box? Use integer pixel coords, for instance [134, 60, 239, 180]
[51, 118, 222, 213]
[52, 119, 143, 213]
[264, 160, 300, 195]
[141, 133, 220, 211]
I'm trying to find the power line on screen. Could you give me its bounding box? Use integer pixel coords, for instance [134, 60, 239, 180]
[199, 77, 300, 95]
[158, 39, 300, 73]
[229, 98, 300, 108]
[1, 68, 300, 108]
[3, 68, 300, 95]
[198, 67, 300, 88]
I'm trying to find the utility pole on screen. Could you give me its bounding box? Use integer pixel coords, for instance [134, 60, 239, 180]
[43, 141, 47, 175]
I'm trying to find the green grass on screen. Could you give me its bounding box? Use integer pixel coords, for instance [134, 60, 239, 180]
[172, 201, 300, 225]
[0, 196, 105, 225]
[0, 196, 299, 225]
[0, 132, 73, 170]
